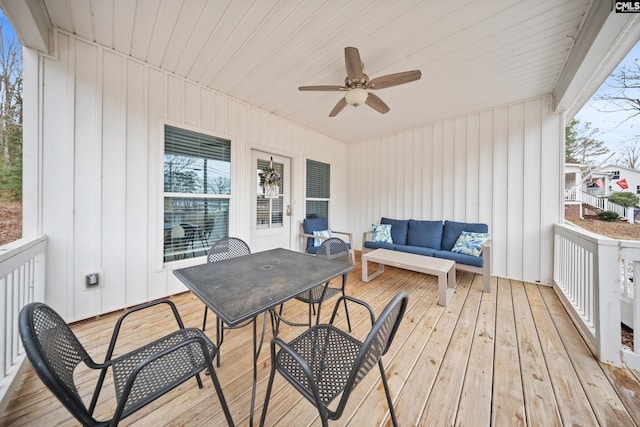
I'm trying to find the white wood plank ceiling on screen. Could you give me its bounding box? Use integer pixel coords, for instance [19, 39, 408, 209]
[41, 0, 592, 143]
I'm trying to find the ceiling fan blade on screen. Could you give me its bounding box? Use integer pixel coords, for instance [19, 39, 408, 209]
[344, 47, 364, 80]
[365, 93, 390, 114]
[367, 70, 422, 90]
[299, 85, 345, 91]
[329, 97, 348, 117]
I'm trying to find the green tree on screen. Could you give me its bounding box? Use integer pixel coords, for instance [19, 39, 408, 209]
[565, 118, 609, 165]
[0, 15, 22, 200]
[608, 191, 639, 207]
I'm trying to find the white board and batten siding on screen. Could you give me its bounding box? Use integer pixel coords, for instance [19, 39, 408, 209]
[31, 32, 349, 322]
[28, 30, 563, 321]
[349, 96, 562, 286]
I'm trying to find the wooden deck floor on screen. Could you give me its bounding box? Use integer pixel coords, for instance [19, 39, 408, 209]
[2, 252, 640, 426]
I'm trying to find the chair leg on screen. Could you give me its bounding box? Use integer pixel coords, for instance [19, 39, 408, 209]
[259, 344, 278, 427]
[204, 355, 235, 426]
[341, 274, 352, 332]
[378, 360, 398, 427]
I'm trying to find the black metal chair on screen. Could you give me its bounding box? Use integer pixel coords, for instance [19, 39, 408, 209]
[19, 300, 235, 427]
[295, 237, 352, 330]
[260, 291, 409, 427]
[203, 237, 252, 366]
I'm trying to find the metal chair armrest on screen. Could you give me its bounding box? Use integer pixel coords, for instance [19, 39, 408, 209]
[329, 295, 375, 327]
[106, 299, 185, 362]
[271, 336, 325, 410]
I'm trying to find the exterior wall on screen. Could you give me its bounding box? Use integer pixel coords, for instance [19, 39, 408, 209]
[348, 96, 563, 285]
[23, 32, 349, 321]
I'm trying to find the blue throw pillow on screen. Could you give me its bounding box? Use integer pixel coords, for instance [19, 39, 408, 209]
[451, 231, 490, 257]
[441, 220, 489, 251]
[406, 220, 444, 249]
[381, 217, 409, 245]
[312, 229, 332, 247]
[372, 223, 393, 244]
[303, 217, 329, 248]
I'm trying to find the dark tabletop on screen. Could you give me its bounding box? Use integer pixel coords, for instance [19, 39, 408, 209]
[173, 248, 353, 326]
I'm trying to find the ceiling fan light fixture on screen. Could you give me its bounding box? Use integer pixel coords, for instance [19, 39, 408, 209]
[345, 88, 368, 106]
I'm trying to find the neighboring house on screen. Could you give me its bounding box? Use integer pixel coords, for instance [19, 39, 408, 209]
[0, 1, 637, 326]
[565, 163, 640, 221]
[597, 165, 640, 196]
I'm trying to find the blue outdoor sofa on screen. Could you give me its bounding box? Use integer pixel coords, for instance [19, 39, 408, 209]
[362, 217, 491, 292]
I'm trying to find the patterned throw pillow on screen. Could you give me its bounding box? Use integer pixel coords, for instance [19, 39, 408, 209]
[372, 223, 393, 244]
[451, 231, 489, 257]
[312, 229, 332, 247]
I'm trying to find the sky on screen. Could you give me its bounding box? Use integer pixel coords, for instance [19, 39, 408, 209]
[574, 41, 640, 165]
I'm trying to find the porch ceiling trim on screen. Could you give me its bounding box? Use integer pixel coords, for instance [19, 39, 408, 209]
[554, 3, 640, 118]
[0, 0, 52, 55]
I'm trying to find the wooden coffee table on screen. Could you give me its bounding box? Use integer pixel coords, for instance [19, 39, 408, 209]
[362, 249, 456, 306]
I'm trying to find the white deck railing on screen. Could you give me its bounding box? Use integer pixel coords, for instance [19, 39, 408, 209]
[0, 235, 46, 414]
[554, 223, 640, 368]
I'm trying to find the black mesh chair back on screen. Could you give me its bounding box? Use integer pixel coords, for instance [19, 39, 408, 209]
[20, 303, 93, 424]
[260, 291, 409, 427]
[316, 237, 351, 264]
[295, 237, 352, 330]
[19, 301, 235, 427]
[203, 237, 252, 366]
[207, 236, 250, 263]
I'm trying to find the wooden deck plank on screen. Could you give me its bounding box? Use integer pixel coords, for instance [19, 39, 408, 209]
[492, 277, 526, 427]
[345, 273, 439, 426]
[455, 274, 497, 427]
[511, 280, 563, 426]
[420, 271, 482, 426]
[2, 252, 640, 427]
[524, 281, 599, 426]
[392, 270, 473, 426]
[539, 285, 638, 426]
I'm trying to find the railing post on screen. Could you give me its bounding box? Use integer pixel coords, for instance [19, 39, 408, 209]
[595, 239, 622, 365]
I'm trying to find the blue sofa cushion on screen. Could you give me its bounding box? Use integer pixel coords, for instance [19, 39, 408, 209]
[399, 245, 437, 257]
[381, 217, 409, 245]
[433, 249, 483, 267]
[363, 240, 396, 251]
[303, 217, 329, 249]
[406, 220, 443, 249]
[441, 220, 489, 251]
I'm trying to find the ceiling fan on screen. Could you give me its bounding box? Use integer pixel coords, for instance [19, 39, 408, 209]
[299, 47, 421, 117]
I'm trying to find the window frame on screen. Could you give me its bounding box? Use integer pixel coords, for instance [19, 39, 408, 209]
[162, 124, 232, 265]
[305, 158, 331, 220]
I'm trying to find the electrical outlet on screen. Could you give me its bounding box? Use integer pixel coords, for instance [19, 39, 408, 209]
[86, 273, 100, 288]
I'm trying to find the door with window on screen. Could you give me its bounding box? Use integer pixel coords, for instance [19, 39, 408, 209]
[250, 150, 291, 252]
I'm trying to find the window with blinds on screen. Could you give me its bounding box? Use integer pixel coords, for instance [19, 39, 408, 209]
[163, 125, 231, 262]
[306, 159, 330, 219]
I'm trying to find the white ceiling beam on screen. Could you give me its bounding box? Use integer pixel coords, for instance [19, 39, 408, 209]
[554, 1, 640, 118]
[0, 0, 52, 55]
